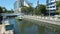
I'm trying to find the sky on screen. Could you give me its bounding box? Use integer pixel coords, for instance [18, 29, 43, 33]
[0, 0, 46, 10]
[28, 0, 46, 7]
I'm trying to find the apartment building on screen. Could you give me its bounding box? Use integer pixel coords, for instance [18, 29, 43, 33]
[14, 0, 29, 14]
[46, 0, 56, 15]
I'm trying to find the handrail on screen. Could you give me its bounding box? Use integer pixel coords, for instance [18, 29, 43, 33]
[24, 15, 60, 22]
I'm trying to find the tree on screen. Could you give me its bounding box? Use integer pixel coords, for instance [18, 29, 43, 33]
[7, 9, 14, 13]
[0, 6, 3, 24]
[10, 9, 14, 13]
[0, 6, 3, 13]
[56, 0, 60, 10]
[35, 4, 47, 15]
[55, 10, 60, 15]
[56, 0, 60, 14]
[39, 5, 46, 14]
[21, 6, 28, 14]
[34, 8, 40, 15]
[27, 6, 34, 14]
[21, 6, 34, 15]
[2, 7, 7, 13]
[0, 6, 14, 13]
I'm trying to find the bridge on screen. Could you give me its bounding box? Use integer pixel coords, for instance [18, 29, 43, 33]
[2, 13, 19, 16]
[1, 13, 20, 18]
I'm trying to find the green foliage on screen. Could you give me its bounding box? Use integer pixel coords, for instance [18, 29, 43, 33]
[2, 7, 7, 13]
[0, 6, 3, 13]
[56, 0, 60, 15]
[55, 10, 60, 15]
[6, 9, 14, 13]
[39, 4, 46, 14]
[0, 6, 14, 13]
[56, 0, 60, 8]
[21, 6, 28, 14]
[34, 9, 40, 15]
[35, 4, 47, 15]
[22, 4, 47, 15]
[21, 6, 34, 14]
[28, 6, 33, 12]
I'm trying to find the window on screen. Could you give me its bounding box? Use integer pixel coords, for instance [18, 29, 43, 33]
[51, 0, 53, 1]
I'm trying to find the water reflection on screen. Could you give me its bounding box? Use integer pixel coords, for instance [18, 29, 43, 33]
[38, 26, 45, 34]
[9, 18, 60, 34]
[17, 20, 60, 34]
[19, 21, 38, 34]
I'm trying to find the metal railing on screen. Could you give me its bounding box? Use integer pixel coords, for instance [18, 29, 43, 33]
[24, 15, 60, 22]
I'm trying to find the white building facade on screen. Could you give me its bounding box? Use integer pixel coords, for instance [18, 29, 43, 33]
[46, 0, 57, 15]
[14, 0, 29, 14]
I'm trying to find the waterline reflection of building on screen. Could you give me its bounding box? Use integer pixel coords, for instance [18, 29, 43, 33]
[16, 19, 60, 34]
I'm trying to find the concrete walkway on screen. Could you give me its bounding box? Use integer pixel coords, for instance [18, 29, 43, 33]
[0, 19, 14, 34]
[24, 15, 60, 25]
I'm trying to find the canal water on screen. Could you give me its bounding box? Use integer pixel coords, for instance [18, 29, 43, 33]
[9, 18, 60, 34]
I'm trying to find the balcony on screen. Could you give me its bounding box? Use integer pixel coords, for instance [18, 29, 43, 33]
[48, 7, 56, 10]
[51, 0, 56, 3]
[49, 3, 56, 7]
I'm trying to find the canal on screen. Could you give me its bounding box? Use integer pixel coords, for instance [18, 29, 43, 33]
[9, 17, 60, 34]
